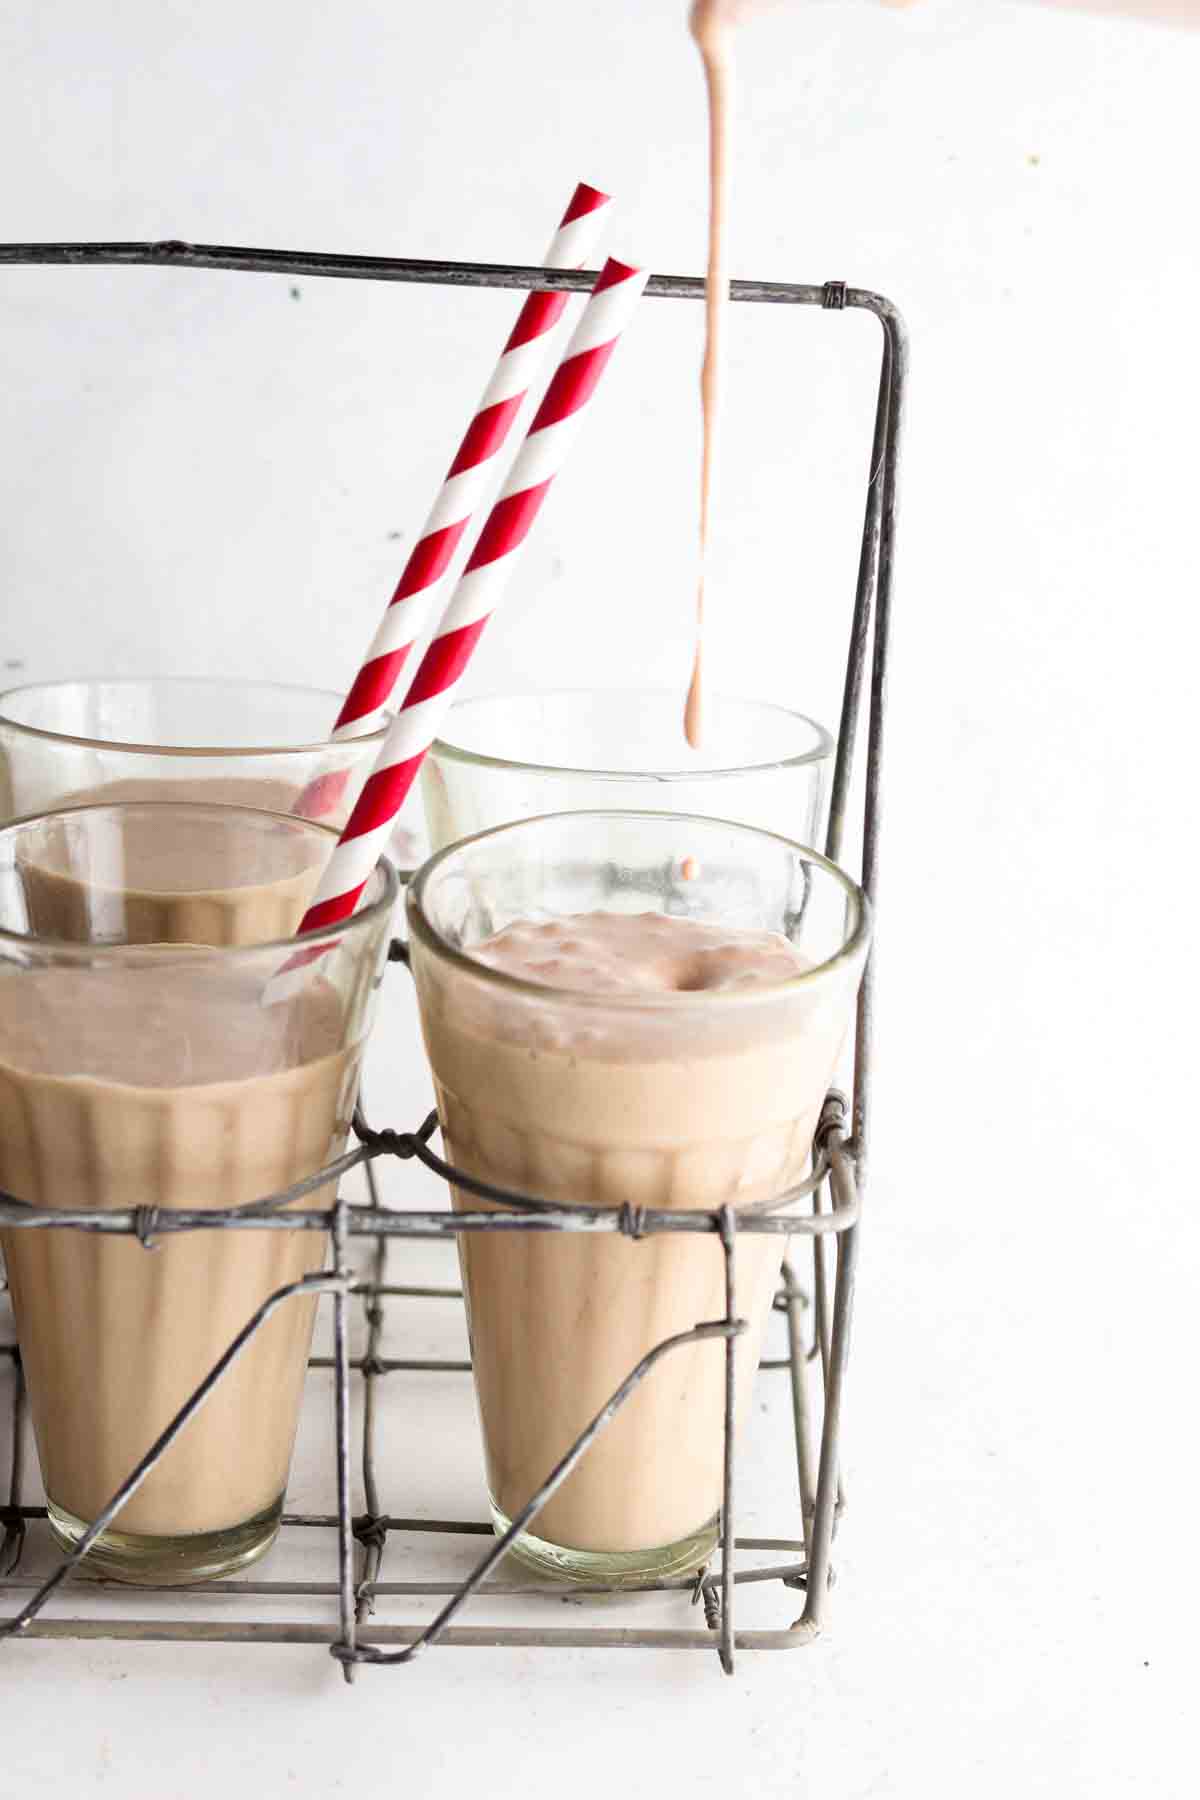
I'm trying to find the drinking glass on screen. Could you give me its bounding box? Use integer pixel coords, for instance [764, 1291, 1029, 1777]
[0, 677, 397, 838]
[406, 810, 869, 1583]
[421, 690, 833, 853]
[0, 801, 396, 1583]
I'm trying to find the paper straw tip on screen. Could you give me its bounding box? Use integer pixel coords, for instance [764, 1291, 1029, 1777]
[563, 182, 613, 223]
[594, 255, 645, 291]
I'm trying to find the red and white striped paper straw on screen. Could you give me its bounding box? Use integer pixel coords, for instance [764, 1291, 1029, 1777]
[296, 256, 649, 935]
[330, 181, 612, 743]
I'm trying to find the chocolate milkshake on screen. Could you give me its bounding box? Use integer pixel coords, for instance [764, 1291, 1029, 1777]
[62, 774, 301, 815]
[0, 678, 389, 830]
[0, 963, 356, 1575]
[407, 812, 869, 1582]
[18, 794, 324, 945]
[0, 803, 395, 1583]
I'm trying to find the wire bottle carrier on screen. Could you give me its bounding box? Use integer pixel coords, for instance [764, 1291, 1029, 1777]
[0, 240, 906, 1678]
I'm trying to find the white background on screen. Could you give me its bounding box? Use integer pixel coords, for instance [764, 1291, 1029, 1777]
[1, 1, 1197, 1795]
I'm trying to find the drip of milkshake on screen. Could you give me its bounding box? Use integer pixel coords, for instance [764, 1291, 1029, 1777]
[686, 0, 739, 748]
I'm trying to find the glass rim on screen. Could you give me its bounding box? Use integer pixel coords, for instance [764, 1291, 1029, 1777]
[0, 800, 399, 960]
[0, 676, 390, 758]
[429, 688, 834, 781]
[407, 808, 871, 1013]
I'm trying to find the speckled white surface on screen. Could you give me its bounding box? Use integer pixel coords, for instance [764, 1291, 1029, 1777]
[0, 1, 1196, 1793]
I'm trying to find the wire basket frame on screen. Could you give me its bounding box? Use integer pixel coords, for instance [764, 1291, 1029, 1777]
[0, 241, 907, 1679]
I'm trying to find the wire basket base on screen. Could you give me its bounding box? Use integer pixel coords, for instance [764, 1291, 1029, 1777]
[2, 1231, 833, 1665]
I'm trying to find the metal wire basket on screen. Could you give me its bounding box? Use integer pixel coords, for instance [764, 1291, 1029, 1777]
[0, 240, 906, 1679]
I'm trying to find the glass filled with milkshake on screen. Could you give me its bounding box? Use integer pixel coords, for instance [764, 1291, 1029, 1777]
[407, 809, 868, 1583]
[0, 677, 396, 836]
[0, 800, 396, 1583]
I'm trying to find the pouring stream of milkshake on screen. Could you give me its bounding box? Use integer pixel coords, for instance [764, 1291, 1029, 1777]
[683, 0, 1189, 748]
[687, 0, 739, 748]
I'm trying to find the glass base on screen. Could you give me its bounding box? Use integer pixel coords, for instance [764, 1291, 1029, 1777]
[46, 1494, 283, 1586]
[491, 1502, 720, 1588]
